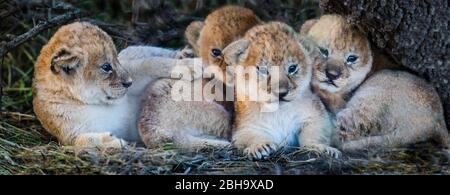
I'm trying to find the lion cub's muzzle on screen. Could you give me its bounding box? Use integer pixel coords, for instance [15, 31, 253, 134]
[272, 78, 295, 102]
[121, 76, 133, 88]
[325, 63, 343, 81]
[106, 71, 132, 100]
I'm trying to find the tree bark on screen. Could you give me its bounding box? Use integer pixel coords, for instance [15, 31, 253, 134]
[320, 0, 450, 128]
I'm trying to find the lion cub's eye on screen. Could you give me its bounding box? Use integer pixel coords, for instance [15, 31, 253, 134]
[211, 48, 222, 58]
[287, 64, 299, 75]
[318, 47, 329, 58]
[257, 66, 269, 75]
[346, 55, 359, 64]
[101, 63, 113, 73]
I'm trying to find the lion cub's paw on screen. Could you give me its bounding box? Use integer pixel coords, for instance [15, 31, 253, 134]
[336, 108, 356, 131]
[336, 108, 362, 140]
[74, 132, 128, 148]
[304, 144, 342, 159]
[149, 79, 172, 96]
[337, 108, 374, 141]
[175, 46, 196, 59]
[243, 142, 278, 160]
[100, 133, 128, 148]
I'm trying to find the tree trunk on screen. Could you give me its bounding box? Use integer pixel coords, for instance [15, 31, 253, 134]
[320, 0, 450, 128]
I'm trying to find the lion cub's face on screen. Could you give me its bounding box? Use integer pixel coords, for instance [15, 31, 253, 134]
[46, 22, 132, 104]
[223, 22, 312, 102]
[308, 15, 372, 94]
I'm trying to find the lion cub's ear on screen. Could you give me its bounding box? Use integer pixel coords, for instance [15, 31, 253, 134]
[299, 19, 319, 36]
[185, 21, 205, 54]
[50, 47, 82, 76]
[222, 39, 251, 66]
[298, 36, 318, 57]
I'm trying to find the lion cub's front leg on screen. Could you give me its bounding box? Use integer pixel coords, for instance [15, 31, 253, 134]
[336, 101, 382, 142]
[232, 104, 281, 160]
[233, 129, 279, 160]
[336, 108, 368, 141]
[299, 109, 342, 159]
[73, 132, 127, 148]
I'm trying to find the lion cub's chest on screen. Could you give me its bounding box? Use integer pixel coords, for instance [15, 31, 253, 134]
[255, 100, 310, 147]
[82, 96, 140, 141]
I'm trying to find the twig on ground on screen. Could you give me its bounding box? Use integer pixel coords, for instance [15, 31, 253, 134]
[1, 111, 36, 119]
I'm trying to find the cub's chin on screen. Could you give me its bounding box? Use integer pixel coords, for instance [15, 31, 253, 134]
[102, 89, 128, 103]
[256, 92, 280, 104]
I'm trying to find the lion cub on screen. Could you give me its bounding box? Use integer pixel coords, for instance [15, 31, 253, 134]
[33, 22, 199, 148]
[138, 6, 262, 150]
[226, 22, 341, 160]
[302, 15, 449, 151]
[185, 5, 262, 71]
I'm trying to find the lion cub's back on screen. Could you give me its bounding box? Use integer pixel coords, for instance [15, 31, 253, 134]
[351, 70, 445, 129]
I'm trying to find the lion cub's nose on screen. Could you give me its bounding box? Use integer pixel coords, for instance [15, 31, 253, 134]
[275, 88, 289, 100]
[278, 91, 288, 99]
[121, 78, 133, 88]
[325, 65, 342, 81]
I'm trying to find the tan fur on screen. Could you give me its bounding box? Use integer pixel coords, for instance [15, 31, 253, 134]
[300, 16, 402, 80]
[185, 21, 205, 55]
[186, 5, 262, 72]
[338, 70, 449, 151]
[138, 6, 261, 150]
[299, 19, 318, 36]
[33, 22, 200, 148]
[305, 15, 373, 113]
[303, 15, 449, 151]
[228, 22, 341, 160]
[138, 78, 232, 150]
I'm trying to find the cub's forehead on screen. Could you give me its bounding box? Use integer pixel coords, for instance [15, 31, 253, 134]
[249, 41, 305, 65]
[244, 22, 307, 65]
[201, 9, 261, 50]
[52, 22, 116, 52]
[200, 25, 235, 49]
[205, 5, 260, 29]
[308, 15, 369, 53]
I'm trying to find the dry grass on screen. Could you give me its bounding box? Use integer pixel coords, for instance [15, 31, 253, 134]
[2, 112, 449, 175]
[1, 0, 449, 175]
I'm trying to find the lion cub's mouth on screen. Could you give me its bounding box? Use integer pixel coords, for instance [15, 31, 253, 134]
[106, 96, 117, 100]
[280, 98, 292, 102]
[321, 80, 338, 88]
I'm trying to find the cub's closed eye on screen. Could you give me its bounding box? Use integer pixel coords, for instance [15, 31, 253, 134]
[288, 64, 299, 75]
[346, 55, 359, 64]
[101, 63, 113, 73]
[211, 48, 222, 58]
